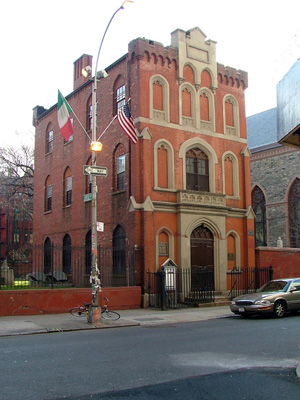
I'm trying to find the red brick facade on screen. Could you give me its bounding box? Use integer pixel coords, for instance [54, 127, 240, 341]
[33, 27, 255, 295]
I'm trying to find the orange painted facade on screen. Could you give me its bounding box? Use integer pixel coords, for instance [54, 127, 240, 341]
[33, 27, 255, 299]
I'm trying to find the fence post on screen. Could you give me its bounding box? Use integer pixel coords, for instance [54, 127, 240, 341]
[269, 265, 273, 281]
[160, 267, 166, 310]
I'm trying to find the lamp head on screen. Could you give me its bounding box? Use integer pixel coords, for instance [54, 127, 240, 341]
[96, 69, 108, 79]
[121, 0, 134, 8]
[82, 65, 92, 78]
[91, 141, 103, 152]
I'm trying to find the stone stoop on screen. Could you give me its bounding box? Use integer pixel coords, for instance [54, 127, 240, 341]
[197, 297, 232, 308]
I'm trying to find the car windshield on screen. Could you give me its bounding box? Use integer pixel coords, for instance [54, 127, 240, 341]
[257, 280, 289, 293]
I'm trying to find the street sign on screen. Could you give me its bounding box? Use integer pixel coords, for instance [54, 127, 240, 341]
[97, 222, 104, 232]
[83, 165, 107, 176]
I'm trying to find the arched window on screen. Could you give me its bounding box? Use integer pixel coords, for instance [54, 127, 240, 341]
[63, 167, 72, 206]
[149, 75, 170, 122]
[199, 88, 215, 131]
[44, 237, 52, 274]
[183, 64, 195, 85]
[113, 144, 126, 192]
[224, 155, 234, 196]
[182, 88, 192, 117]
[85, 230, 91, 274]
[157, 145, 168, 188]
[186, 148, 209, 192]
[113, 226, 126, 276]
[44, 175, 52, 212]
[46, 126, 53, 154]
[180, 84, 195, 127]
[154, 140, 175, 190]
[252, 186, 267, 247]
[158, 231, 169, 266]
[222, 153, 240, 198]
[114, 75, 126, 114]
[223, 95, 240, 136]
[153, 80, 163, 111]
[200, 92, 209, 121]
[201, 70, 212, 88]
[288, 178, 300, 248]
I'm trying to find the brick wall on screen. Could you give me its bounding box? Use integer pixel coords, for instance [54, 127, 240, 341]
[256, 247, 300, 279]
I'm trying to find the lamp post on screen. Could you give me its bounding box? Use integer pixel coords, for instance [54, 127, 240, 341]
[83, 0, 133, 324]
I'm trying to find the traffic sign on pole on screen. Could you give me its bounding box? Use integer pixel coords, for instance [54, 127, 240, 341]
[83, 165, 107, 176]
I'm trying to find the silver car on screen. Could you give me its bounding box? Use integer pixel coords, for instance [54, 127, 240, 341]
[230, 278, 300, 318]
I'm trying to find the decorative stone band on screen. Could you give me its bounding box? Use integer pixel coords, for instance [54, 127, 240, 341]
[177, 191, 226, 206]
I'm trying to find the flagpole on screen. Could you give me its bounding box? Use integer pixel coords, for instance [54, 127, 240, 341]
[97, 115, 117, 141]
[65, 101, 90, 140]
[88, 1, 133, 324]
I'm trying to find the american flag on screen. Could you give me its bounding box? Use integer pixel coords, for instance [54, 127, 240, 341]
[117, 102, 137, 144]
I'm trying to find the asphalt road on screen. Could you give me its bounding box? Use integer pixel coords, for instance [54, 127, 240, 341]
[1, 315, 300, 400]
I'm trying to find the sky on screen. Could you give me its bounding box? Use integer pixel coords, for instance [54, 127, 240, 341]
[1, 0, 299, 148]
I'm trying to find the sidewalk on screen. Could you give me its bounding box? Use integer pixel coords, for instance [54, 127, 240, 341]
[0, 306, 233, 337]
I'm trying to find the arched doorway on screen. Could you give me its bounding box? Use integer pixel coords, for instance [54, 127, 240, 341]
[190, 226, 214, 290]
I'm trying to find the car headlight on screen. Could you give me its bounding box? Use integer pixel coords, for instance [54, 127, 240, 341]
[231, 300, 236, 305]
[254, 299, 271, 305]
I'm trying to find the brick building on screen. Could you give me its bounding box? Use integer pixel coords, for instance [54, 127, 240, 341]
[33, 27, 255, 299]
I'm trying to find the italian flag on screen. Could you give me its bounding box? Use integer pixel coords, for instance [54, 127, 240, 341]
[57, 90, 74, 141]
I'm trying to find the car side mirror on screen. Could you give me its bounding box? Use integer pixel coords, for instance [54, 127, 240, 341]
[289, 286, 297, 292]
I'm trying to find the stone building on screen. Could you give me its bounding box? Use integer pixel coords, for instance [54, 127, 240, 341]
[33, 27, 255, 298]
[248, 59, 300, 249]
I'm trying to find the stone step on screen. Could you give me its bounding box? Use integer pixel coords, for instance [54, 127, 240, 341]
[184, 297, 231, 308]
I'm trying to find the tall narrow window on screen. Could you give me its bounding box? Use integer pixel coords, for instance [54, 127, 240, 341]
[116, 154, 125, 191]
[116, 85, 126, 113]
[225, 99, 234, 127]
[200, 93, 209, 121]
[62, 234, 71, 274]
[66, 177, 72, 205]
[45, 176, 52, 212]
[64, 168, 72, 206]
[46, 129, 53, 153]
[186, 148, 209, 192]
[182, 88, 192, 117]
[252, 186, 267, 247]
[289, 178, 300, 248]
[223, 95, 239, 136]
[153, 80, 163, 111]
[157, 145, 168, 188]
[224, 155, 234, 196]
[47, 184, 52, 211]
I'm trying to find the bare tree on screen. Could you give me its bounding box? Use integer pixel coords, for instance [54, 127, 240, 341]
[0, 143, 34, 220]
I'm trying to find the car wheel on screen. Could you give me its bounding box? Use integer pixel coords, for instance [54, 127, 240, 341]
[273, 300, 286, 318]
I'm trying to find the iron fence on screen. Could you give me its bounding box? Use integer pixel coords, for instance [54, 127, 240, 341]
[228, 266, 273, 299]
[0, 243, 140, 290]
[146, 268, 215, 309]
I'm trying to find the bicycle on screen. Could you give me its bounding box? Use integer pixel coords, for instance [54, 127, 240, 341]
[70, 297, 120, 320]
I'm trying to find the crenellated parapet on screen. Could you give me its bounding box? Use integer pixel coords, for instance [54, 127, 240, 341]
[217, 63, 248, 90]
[128, 37, 178, 69]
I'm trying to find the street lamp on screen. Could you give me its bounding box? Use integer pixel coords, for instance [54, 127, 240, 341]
[85, 0, 133, 324]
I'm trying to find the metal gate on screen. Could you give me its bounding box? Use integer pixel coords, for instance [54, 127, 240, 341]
[146, 268, 215, 309]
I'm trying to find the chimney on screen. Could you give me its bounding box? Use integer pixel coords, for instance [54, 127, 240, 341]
[73, 54, 93, 90]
